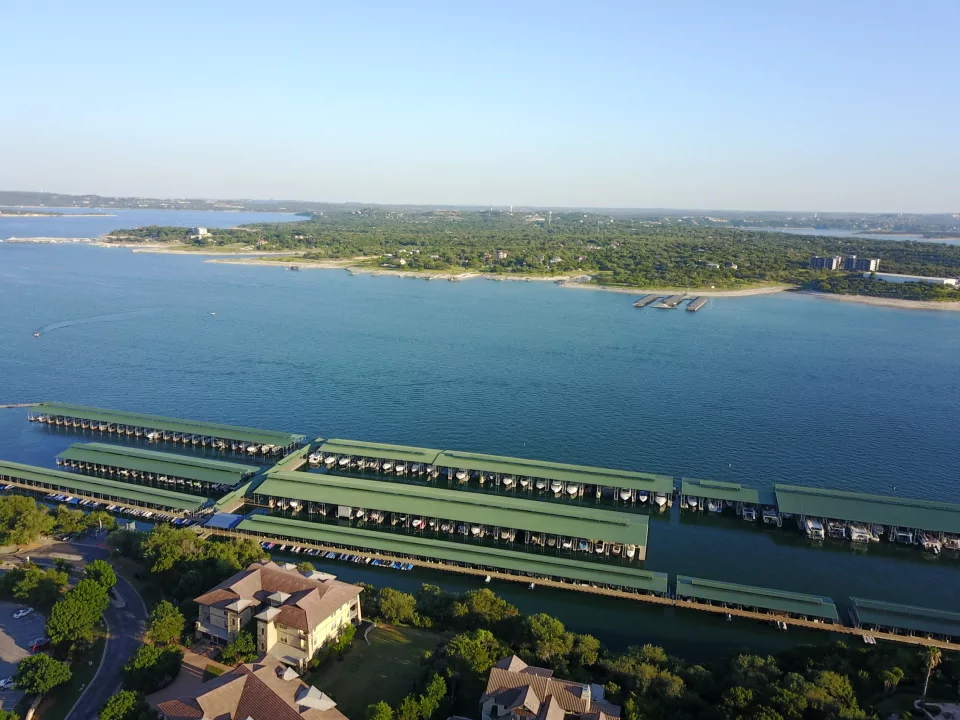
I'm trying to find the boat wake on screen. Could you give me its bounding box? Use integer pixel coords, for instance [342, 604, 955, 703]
[34, 309, 161, 336]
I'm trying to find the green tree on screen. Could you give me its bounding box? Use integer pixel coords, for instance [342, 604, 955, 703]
[881, 667, 904, 694]
[0, 710, 20, 720]
[1, 564, 68, 608]
[106, 529, 145, 559]
[525, 614, 574, 664]
[14, 654, 72, 695]
[147, 601, 185, 645]
[100, 690, 156, 720]
[219, 630, 257, 665]
[87, 511, 118, 533]
[296, 561, 314, 572]
[140, 525, 203, 573]
[366, 701, 394, 720]
[450, 589, 518, 627]
[47, 578, 110, 650]
[445, 629, 510, 677]
[922, 647, 942, 703]
[54, 506, 89, 535]
[377, 588, 418, 625]
[396, 696, 420, 720]
[85, 559, 117, 590]
[417, 673, 447, 720]
[0, 496, 55, 546]
[570, 634, 601, 667]
[123, 645, 183, 693]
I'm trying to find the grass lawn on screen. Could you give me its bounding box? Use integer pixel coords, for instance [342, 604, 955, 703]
[304, 625, 445, 719]
[36, 632, 107, 720]
[202, 664, 226, 682]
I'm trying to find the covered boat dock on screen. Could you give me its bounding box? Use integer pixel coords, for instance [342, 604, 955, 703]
[312, 438, 441, 471]
[680, 478, 768, 518]
[774, 484, 960, 548]
[231, 512, 667, 594]
[431, 449, 675, 504]
[675, 575, 840, 623]
[0, 460, 205, 513]
[850, 598, 960, 642]
[253, 469, 649, 560]
[28, 402, 305, 455]
[56, 442, 259, 496]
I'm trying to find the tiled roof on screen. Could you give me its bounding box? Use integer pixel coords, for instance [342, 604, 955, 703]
[194, 561, 362, 632]
[158, 659, 348, 720]
[483, 657, 620, 719]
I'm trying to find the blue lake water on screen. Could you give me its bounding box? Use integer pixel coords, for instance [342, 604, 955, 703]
[2, 243, 959, 657]
[0, 207, 301, 240]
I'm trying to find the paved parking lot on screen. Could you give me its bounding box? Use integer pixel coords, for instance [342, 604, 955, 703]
[0, 600, 46, 709]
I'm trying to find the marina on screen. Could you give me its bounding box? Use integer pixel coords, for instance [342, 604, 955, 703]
[632, 294, 659, 308]
[2, 403, 960, 650]
[686, 297, 708, 312]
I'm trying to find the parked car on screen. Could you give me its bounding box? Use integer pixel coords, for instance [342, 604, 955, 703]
[0, 677, 15, 690]
[13, 608, 34, 619]
[31, 639, 51, 652]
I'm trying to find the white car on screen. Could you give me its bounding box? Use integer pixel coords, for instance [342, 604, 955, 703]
[0, 677, 14, 690]
[12, 608, 34, 619]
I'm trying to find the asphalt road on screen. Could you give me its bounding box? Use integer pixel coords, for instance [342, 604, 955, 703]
[2, 539, 148, 720]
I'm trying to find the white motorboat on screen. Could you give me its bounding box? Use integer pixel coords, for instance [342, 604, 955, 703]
[804, 517, 825, 540]
[848, 523, 871, 543]
[594, 540, 606, 554]
[612, 542, 623, 555]
[146, 432, 159, 441]
[456, 470, 468, 482]
[502, 476, 514, 488]
[707, 500, 720, 513]
[550, 481, 563, 494]
[619, 488, 632, 501]
[638, 491, 649, 503]
[687, 497, 699, 509]
[470, 525, 482, 536]
[411, 518, 424, 529]
[519, 478, 529, 489]
[741, 504, 758, 521]
[410, 464, 421, 474]
[395, 463, 406, 474]
[535, 478, 547, 491]
[566, 483, 580, 496]
[324, 455, 336, 465]
[246, 445, 259, 454]
[338, 457, 350, 467]
[382, 461, 393, 471]
[425, 465, 434, 475]
[654, 493, 667, 507]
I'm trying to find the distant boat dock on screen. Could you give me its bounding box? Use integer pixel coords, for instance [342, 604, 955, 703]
[633, 294, 707, 311]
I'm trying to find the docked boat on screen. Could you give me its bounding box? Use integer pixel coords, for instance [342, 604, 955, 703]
[411, 518, 424, 529]
[619, 488, 632, 501]
[566, 483, 580, 496]
[638, 491, 649, 503]
[561, 538, 573, 550]
[626, 544, 636, 559]
[382, 461, 394, 471]
[803, 517, 825, 540]
[146, 432, 160, 441]
[502, 476, 514, 488]
[918, 531, 942, 553]
[761, 506, 780, 525]
[707, 500, 721, 513]
[324, 455, 336, 466]
[578, 539, 590, 552]
[410, 464, 420, 474]
[848, 523, 871, 543]
[246, 445, 260, 454]
[338, 457, 350, 467]
[395, 463, 406, 474]
[942, 535, 960, 550]
[519, 478, 529, 489]
[308, 452, 322, 465]
[654, 493, 667, 508]
[611, 542, 623, 556]
[594, 540, 606, 554]
[478, 474, 486, 485]
[455, 470, 467, 482]
[550, 480, 563, 495]
[687, 497, 699, 509]
[535, 478, 547, 491]
[741, 504, 757, 521]
[470, 525, 483, 537]
[892, 526, 915, 544]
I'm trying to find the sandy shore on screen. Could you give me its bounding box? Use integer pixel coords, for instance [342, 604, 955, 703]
[560, 283, 793, 297]
[798, 290, 960, 312]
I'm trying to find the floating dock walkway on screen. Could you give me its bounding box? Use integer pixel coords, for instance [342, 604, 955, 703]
[654, 294, 685, 309]
[29, 402, 305, 455]
[632, 294, 659, 308]
[686, 297, 708, 312]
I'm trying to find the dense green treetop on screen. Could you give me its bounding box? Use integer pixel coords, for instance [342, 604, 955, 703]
[146, 601, 185, 645]
[0, 496, 55, 546]
[85, 559, 117, 590]
[14, 654, 72, 695]
[105, 211, 960, 293]
[99, 690, 157, 720]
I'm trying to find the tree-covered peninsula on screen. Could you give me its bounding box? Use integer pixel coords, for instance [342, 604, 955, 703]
[105, 210, 960, 298]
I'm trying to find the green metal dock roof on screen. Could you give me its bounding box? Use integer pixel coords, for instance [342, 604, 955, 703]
[681, 478, 762, 504]
[57, 443, 259, 486]
[676, 576, 839, 621]
[774, 484, 960, 534]
[851, 597, 960, 638]
[319, 439, 441, 465]
[432, 450, 675, 493]
[36, 402, 305, 447]
[0, 460, 204, 511]
[258, 471, 649, 546]
[235, 513, 668, 593]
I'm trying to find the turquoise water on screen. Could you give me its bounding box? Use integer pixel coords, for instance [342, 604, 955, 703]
[0, 207, 301, 240]
[2, 242, 960, 657]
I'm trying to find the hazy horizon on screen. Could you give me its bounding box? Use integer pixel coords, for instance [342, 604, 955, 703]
[2, 1, 957, 213]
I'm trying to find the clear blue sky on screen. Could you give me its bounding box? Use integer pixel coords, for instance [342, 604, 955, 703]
[2, 1, 957, 212]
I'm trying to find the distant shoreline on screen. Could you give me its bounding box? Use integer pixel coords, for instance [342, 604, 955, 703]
[7, 240, 960, 311]
[0, 212, 116, 218]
